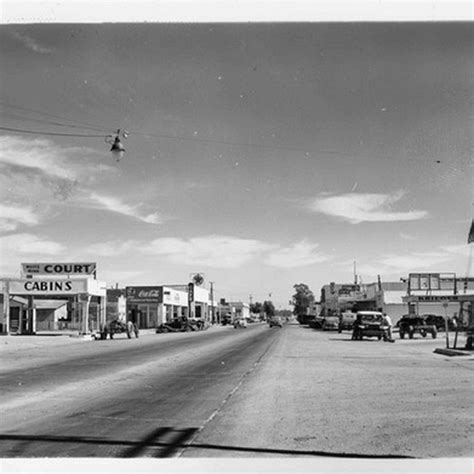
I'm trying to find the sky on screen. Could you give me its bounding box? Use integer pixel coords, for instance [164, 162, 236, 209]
[0, 10, 473, 308]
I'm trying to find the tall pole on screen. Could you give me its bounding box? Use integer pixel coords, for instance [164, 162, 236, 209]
[209, 281, 215, 324]
[443, 302, 450, 349]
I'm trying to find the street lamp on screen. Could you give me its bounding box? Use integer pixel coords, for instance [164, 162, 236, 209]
[105, 129, 128, 162]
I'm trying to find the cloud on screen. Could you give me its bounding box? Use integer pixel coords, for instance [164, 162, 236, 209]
[337, 251, 453, 282]
[79, 236, 330, 270]
[0, 203, 39, 232]
[265, 240, 329, 268]
[0, 233, 65, 275]
[380, 252, 451, 271]
[0, 233, 64, 255]
[0, 136, 108, 182]
[84, 240, 139, 257]
[84, 193, 164, 224]
[11, 31, 53, 54]
[144, 235, 274, 268]
[0, 136, 116, 229]
[399, 232, 416, 240]
[441, 244, 473, 257]
[307, 191, 428, 223]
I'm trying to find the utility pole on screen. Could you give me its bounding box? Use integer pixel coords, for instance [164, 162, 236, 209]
[209, 281, 215, 324]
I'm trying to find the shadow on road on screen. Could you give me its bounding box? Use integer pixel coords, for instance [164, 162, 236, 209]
[0, 429, 415, 459]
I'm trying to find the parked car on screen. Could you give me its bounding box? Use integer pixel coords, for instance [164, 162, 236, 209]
[156, 316, 204, 333]
[269, 316, 283, 328]
[221, 314, 233, 326]
[398, 315, 437, 339]
[422, 314, 455, 331]
[233, 318, 248, 329]
[352, 311, 388, 341]
[338, 312, 357, 332]
[297, 314, 317, 325]
[309, 315, 326, 329]
[322, 315, 339, 331]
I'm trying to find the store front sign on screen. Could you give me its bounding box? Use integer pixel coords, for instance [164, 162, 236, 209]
[9, 278, 87, 295]
[22, 262, 97, 276]
[126, 286, 162, 302]
[163, 287, 188, 306]
[404, 295, 459, 303]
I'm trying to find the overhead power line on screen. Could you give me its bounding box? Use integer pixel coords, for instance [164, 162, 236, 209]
[0, 101, 108, 133]
[0, 112, 108, 133]
[0, 126, 105, 138]
[129, 129, 320, 154]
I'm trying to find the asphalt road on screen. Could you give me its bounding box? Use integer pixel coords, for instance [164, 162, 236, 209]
[1, 322, 473, 460]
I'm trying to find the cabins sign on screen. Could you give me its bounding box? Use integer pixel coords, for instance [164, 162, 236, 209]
[9, 279, 87, 295]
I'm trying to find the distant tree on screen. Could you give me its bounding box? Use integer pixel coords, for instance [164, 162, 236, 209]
[276, 309, 292, 318]
[263, 300, 276, 317]
[292, 283, 315, 316]
[250, 302, 263, 314]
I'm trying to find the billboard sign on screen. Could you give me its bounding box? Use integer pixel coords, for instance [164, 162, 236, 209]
[22, 262, 97, 277]
[409, 273, 456, 293]
[126, 286, 162, 302]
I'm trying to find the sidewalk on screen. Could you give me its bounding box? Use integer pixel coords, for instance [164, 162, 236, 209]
[0, 323, 233, 352]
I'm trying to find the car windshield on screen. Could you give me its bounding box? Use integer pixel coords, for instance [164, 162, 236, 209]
[360, 314, 381, 322]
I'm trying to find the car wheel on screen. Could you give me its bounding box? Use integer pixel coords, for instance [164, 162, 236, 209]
[421, 331, 427, 338]
[378, 335, 382, 340]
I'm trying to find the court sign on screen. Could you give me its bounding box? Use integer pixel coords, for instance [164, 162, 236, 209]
[22, 262, 97, 277]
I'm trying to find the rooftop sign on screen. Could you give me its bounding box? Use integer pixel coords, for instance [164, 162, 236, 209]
[21, 262, 97, 277]
[408, 273, 456, 293]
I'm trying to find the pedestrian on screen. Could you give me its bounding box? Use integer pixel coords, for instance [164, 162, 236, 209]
[352, 313, 362, 340]
[133, 322, 139, 338]
[126, 320, 134, 339]
[382, 312, 395, 342]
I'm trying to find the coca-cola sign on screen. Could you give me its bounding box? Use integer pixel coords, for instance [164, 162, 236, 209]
[126, 286, 162, 302]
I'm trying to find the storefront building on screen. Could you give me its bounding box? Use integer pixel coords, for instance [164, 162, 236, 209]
[167, 283, 210, 321]
[402, 273, 474, 322]
[0, 262, 106, 335]
[125, 285, 189, 329]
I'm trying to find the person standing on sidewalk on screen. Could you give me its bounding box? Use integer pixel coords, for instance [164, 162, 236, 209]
[383, 312, 395, 342]
[126, 320, 135, 339]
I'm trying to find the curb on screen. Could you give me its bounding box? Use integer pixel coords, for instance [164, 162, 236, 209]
[433, 347, 473, 357]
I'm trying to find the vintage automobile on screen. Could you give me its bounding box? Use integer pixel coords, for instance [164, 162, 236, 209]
[422, 314, 455, 331]
[351, 311, 388, 341]
[322, 315, 340, 331]
[269, 316, 283, 328]
[156, 316, 204, 333]
[233, 318, 248, 329]
[309, 314, 326, 329]
[221, 314, 233, 326]
[398, 315, 437, 339]
[338, 312, 357, 332]
[298, 314, 317, 325]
